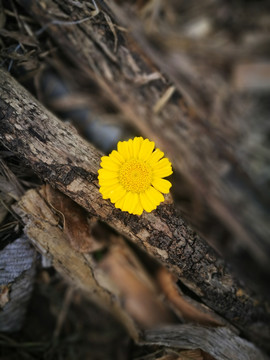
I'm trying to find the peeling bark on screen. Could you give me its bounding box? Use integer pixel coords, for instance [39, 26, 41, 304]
[0, 236, 36, 332]
[13, 0, 270, 300]
[0, 69, 269, 351]
[142, 325, 269, 360]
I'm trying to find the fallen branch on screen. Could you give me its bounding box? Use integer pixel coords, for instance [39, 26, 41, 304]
[15, 0, 270, 298]
[1, 69, 270, 351]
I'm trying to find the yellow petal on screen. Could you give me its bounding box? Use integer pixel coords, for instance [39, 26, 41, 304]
[154, 158, 172, 170]
[153, 159, 173, 178]
[148, 149, 164, 165]
[153, 167, 173, 178]
[109, 150, 124, 164]
[98, 177, 119, 186]
[99, 189, 110, 199]
[152, 178, 172, 193]
[132, 137, 143, 159]
[127, 139, 134, 158]
[145, 186, 164, 205]
[138, 139, 155, 161]
[117, 141, 130, 159]
[121, 192, 139, 214]
[98, 168, 118, 179]
[133, 200, 144, 215]
[100, 155, 108, 163]
[99, 188, 111, 199]
[129, 192, 139, 214]
[100, 183, 118, 198]
[110, 185, 126, 203]
[140, 191, 156, 212]
[122, 191, 135, 212]
[115, 195, 125, 210]
[100, 157, 120, 171]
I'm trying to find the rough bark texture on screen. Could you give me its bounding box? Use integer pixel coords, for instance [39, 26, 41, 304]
[0, 236, 36, 332]
[14, 189, 269, 360]
[14, 0, 270, 298]
[143, 325, 269, 360]
[13, 188, 141, 340]
[0, 68, 270, 351]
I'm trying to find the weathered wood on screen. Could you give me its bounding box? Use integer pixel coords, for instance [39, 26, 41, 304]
[14, 0, 270, 297]
[15, 186, 231, 333]
[13, 188, 141, 340]
[0, 236, 36, 332]
[143, 325, 269, 360]
[12, 190, 268, 360]
[0, 69, 269, 351]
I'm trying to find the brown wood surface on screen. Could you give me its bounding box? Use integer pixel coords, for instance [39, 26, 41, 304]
[14, 189, 269, 360]
[14, 0, 270, 298]
[0, 68, 270, 351]
[13, 188, 141, 341]
[143, 325, 269, 360]
[0, 236, 36, 332]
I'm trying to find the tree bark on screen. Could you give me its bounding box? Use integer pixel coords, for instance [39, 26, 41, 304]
[0, 236, 36, 332]
[14, 188, 269, 360]
[142, 325, 268, 360]
[14, 0, 270, 298]
[0, 68, 270, 351]
[13, 188, 141, 340]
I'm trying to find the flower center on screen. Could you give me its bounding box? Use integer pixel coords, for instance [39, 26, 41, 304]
[119, 159, 152, 193]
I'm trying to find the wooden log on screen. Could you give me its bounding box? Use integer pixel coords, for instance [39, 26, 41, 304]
[14, 0, 270, 298]
[0, 68, 270, 351]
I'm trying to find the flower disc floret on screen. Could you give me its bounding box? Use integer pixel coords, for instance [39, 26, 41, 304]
[98, 137, 173, 215]
[119, 159, 152, 193]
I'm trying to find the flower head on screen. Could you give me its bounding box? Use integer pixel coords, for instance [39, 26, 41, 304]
[98, 137, 172, 215]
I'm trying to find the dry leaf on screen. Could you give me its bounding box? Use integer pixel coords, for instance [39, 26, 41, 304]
[44, 185, 104, 253]
[157, 268, 222, 326]
[98, 237, 175, 328]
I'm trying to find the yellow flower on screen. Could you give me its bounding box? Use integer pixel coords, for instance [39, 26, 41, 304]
[98, 137, 173, 215]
